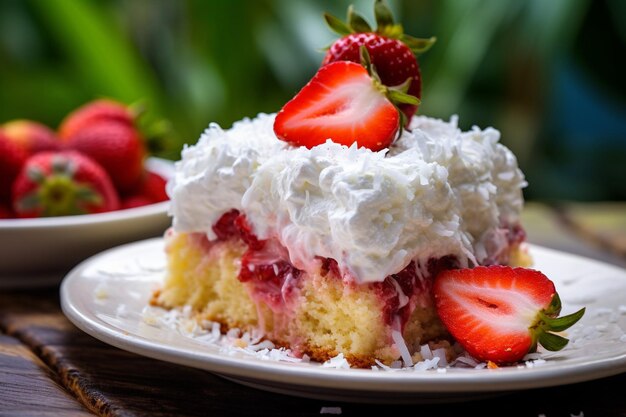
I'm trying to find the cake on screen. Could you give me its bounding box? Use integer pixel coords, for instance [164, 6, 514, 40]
[150, 1, 556, 368]
[154, 111, 531, 367]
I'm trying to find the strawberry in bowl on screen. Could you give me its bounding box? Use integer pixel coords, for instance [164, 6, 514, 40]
[11, 151, 120, 218]
[1, 119, 60, 155]
[0, 99, 174, 286]
[0, 155, 173, 286]
[60, 99, 147, 194]
[0, 131, 28, 203]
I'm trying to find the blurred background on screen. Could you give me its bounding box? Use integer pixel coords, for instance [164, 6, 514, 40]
[1, 0, 625, 202]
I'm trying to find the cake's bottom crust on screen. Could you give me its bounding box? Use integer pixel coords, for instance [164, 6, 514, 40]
[154, 230, 528, 367]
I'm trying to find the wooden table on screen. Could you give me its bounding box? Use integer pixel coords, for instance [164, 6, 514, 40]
[2, 202, 625, 416]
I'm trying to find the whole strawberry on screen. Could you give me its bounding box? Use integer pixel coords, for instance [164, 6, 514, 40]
[63, 121, 147, 194]
[433, 265, 585, 365]
[58, 99, 136, 140]
[12, 151, 120, 218]
[322, 0, 435, 124]
[0, 131, 28, 203]
[2, 119, 60, 155]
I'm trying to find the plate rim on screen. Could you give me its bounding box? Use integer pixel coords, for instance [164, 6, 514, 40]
[59, 238, 626, 396]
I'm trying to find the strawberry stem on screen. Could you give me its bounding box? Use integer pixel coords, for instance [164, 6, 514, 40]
[324, 0, 436, 55]
[18, 157, 104, 217]
[531, 293, 585, 353]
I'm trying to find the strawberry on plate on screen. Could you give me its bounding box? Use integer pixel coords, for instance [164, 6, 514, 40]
[1, 119, 60, 155]
[322, 0, 435, 123]
[274, 58, 417, 151]
[433, 265, 585, 365]
[12, 151, 120, 218]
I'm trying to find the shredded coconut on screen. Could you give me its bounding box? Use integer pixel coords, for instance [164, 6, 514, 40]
[139, 302, 621, 371]
[432, 348, 448, 367]
[420, 344, 433, 360]
[391, 317, 413, 367]
[322, 353, 351, 369]
[168, 113, 526, 283]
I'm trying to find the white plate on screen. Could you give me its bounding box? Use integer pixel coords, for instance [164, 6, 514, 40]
[60, 239, 626, 403]
[0, 158, 174, 289]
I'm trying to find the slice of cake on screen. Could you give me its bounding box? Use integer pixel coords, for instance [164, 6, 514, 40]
[154, 111, 530, 367]
[152, 1, 540, 368]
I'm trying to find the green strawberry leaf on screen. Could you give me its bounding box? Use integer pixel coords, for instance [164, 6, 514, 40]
[323, 12, 353, 36]
[16, 193, 41, 211]
[76, 186, 103, 206]
[388, 77, 412, 94]
[538, 332, 570, 351]
[374, 0, 394, 31]
[360, 45, 373, 75]
[27, 166, 46, 184]
[401, 35, 437, 55]
[543, 307, 586, 332]
[388, 89, 420, 106]
[348, 5, 372, 33]
[545, 293, 563, 317]
[359, 45, 382, 84]
[128, 99, 147, 121]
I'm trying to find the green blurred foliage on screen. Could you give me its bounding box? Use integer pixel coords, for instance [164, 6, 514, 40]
[0, 0, 625, 201]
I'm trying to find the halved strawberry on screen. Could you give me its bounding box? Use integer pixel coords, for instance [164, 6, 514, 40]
[274, 59, 416, 151]
[433, 265, 585, 365]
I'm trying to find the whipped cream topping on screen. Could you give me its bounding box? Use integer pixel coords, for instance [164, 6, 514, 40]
[167, 113, 526, 283]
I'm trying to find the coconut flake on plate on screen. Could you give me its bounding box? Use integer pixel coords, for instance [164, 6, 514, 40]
[322, 353, 351, 369]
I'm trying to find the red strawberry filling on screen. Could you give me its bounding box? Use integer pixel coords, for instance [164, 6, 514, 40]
[209, 210, 525, 335]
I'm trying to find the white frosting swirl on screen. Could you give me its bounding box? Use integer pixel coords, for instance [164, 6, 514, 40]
[167, 113, 527, 283]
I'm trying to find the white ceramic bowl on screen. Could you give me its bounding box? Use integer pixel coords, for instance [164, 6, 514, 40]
[0, 157, 175, 288]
